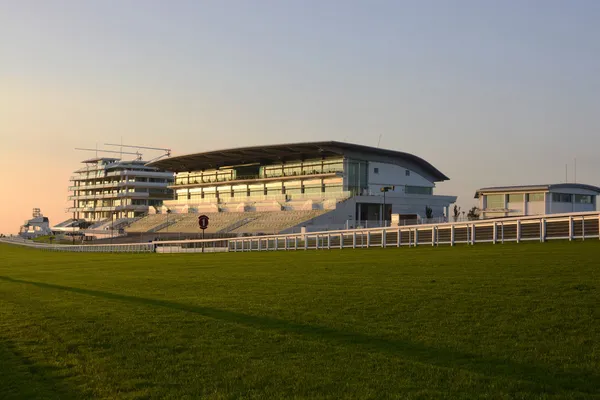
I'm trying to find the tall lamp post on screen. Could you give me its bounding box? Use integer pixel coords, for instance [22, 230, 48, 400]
[380, 186, 394, 227]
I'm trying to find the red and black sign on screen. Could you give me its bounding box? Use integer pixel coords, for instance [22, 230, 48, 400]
[198, 215, 209, 230]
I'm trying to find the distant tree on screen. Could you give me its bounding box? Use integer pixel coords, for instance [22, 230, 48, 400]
[425, 206, 433, 219]
[467, 206, 481, 221]
[453, 205, 461, 222]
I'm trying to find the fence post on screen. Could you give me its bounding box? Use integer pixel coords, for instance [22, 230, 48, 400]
[582, 217, 585, 241]
[516, 221, 521, 243]
[327, 234, 331, 250]
[382, 230, 386, 248]
[450, 225, 455, 246]
[304, 235, 308, 251]
[493, 222, 497, 244]
[541, 218, 546, 242]
[353, 232, 356, 249]
[414, 229, 419, 247]
[432, 227, 436, 246]
[501, 222, 505, 244]
[258, 238, 262, 251]
[367, 231, 371, 248]
[472, 224, 476, 245]
[569, 216, 573, 241]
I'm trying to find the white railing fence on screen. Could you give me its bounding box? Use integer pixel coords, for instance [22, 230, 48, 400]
[3, 211, 598, 254]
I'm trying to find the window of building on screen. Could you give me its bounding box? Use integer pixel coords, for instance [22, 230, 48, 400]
[575, 194, 593, 204]
[552, 193, 573, 203]
[405, 170, 410, 176]
[528, 193, 545, 202]
[374, 167, 379, 174]
[485, 194, 504, 209]
[405, 186, 433, 195]
[508, 194, 524, 203]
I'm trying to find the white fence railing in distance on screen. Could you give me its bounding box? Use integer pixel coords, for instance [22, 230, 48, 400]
[0, 237, 154, 253]
[153, 211, 600, 254]
[2, 211, 599, 253]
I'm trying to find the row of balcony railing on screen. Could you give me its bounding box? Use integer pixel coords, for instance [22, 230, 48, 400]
[174, 170, 341, 186]
[66, 205, 149, 213]
[69, 181, 170, 191]
[164, 191, 351, 206]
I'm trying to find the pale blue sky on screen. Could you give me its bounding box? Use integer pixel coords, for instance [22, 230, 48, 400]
[1, 0, 599, 232]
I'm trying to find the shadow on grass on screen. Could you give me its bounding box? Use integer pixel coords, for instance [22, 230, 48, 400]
[1, 275, 598, 395]
[0, 337, 79, 400]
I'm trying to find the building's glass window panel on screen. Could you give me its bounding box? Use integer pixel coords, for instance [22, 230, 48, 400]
[346, 159, 368, 196]
[283, 162, 302, 177]
[405, 186, 433, 195]
[322, 159, 343, 174]
[508, 194, 524, 203]
[552, 193, 573, 203]
[528, 193, 545, 202]
[575, 194, 593, 204]
[485, 194, 504, 209]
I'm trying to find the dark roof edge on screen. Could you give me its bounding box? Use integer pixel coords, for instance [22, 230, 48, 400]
[147, 141, 450, 181]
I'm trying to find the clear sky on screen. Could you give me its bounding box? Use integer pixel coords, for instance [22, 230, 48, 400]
[1, 0, 599, 233]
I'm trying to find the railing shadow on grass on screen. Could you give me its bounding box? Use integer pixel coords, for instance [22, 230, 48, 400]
[1, 275, 598, 395]
[0, 337, 81, 400]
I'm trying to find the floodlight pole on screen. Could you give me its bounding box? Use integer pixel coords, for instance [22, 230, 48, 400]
[383, 190, 386, 226]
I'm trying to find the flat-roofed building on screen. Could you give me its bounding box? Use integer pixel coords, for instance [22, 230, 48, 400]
[475, 184, 600, 219]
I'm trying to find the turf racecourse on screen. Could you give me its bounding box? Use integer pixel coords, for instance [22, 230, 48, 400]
[0, 242, 598, 399]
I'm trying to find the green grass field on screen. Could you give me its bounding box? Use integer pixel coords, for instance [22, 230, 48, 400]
[0, 241, 599, 399]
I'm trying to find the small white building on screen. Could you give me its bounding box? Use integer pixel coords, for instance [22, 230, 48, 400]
[19, 208, 53, 239]
[475, 184, 600, 219]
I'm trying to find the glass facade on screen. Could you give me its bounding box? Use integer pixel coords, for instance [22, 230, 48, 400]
[172, 157, 346, 202]
[485, 194, 505, 209]
[575, 194, 593, 204]
[508, 194, 524, 203]
[552, 193, 573, 203]
[405, 186, 433, 195]
[345, 159, 368, 196]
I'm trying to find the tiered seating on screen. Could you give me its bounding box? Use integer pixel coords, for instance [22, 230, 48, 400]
[126, 210, 329, 235]
[231, 210, 327, 234]
[126, 215, 173, 232]
[54, 219, 78, 228]
[88, 219, 110, 229]
[156, 213, 252, 233]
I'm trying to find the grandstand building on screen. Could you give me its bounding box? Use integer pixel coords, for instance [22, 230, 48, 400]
[475, 184, 600, 219]
[59, 157, 174, 232]
[137, 142, 457, 234]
